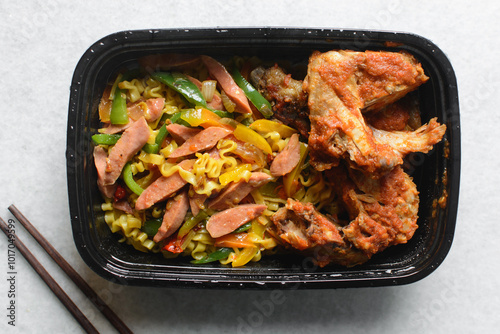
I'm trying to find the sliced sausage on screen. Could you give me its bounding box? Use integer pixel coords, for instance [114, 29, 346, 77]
[206, 204, 267, 238]
[113, 199, 133, 214]
[153, 190, 190, 243]
[145, 97, 165, 122]
[166, 123, 202, 144]
[208, 172, 272, 211]
[189, 189, 208, 217]
[102, 117, 150, 185]
[94, 146, 117, 198]
[100, 122, 132, 134]
[270, 133, 301, 177]
[201, 55, 253, 114]
[168, 127, 233, 158]
[134, 159, 195, 210]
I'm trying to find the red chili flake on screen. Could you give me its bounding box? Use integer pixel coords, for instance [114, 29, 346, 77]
[114, 184, 127, 202]
[162, 235, 184, 254]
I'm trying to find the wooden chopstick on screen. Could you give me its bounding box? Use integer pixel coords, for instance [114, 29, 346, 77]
[0, 216, 99, 334]
[8, 205, 133, 334]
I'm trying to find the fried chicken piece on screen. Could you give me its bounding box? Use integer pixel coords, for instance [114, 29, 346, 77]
[326, 164, 419, 256]
[271, 163, 418, 267]
[250, 65, 310, 137]
[304, 50, 445, 174]
[370, 117, 445, 158]
[364, 95, 419, 131]
[271, 199, 369, 267]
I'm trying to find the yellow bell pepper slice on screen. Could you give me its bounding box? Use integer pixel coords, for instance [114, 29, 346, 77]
[219, 164, 252, 186]
[249, 119, 297, 138]
[251, 220, 266, 238]
[231, 246, 259, 267]
[180, 108, 222, 128]
[283, 143, 308, 197]
[233, 123, 273, 154]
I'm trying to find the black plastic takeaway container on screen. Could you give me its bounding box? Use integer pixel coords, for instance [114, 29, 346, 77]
[67, 28, 460, 289]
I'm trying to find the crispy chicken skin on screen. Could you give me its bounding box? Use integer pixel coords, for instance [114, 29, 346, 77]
[304, 50, 445, 174]
[271, 199, 369, 267]
[365, 95, 420, 131]
[259, 50, 444, 267]
[271, 164, 418, 267]
[250, 65, 310, 137]
[326, 165, 419, 256]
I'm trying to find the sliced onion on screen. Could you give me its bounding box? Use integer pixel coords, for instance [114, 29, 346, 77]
[201, 80, 217, 102]
[221, 90, 236, 113]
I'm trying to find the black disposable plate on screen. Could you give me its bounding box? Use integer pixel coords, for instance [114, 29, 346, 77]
[67, 28, 460, 289]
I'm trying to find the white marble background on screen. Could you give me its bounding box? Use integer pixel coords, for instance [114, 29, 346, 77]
[0, 1, 498, 333]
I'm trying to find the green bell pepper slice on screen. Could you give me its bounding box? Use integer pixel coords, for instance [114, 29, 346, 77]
[177, 211, 209, 239]
[152, 72, 208, 108]
[110, 87, 129, 125]
[141, 218, 162, 238]
[91, 133, 121, 145]
[190, 247, 233, 264]
[122, 162, 144, 196]
[231, 67, 273, 118]
[142, 123, 169, 154]
[233, 221, 252, 233]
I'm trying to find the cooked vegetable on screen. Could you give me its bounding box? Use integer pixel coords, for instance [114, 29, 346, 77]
[142, 123, 169, 154]
[122, 162, 144, 196]
[232, 222, 252, 233]
[201, 80, 217, 102]
[232, 67, 273, 118]
[231, 247, 258, 267]
[180, 108, 222, 128]
[190, 247, 233, 264]
[152, 72, 208, 108]
[91, 133, 121, 145]
[232, 123, 272, 155]
[220, 90, 236, 112]
[249, 119, 297, 138]
[214, 232, 255, 248]
[141, 218, 162, 237]
[283, 143, 308, 197]
[218, 164, 252, 186]
[177, 211, 208, 239]
[110, 87, 129, 125]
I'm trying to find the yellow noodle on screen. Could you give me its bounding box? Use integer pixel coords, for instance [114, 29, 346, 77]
[142, 78, 165, 99]
[189, 242, 208, 260]
[119, 79, 145, 103]
[251, 249, 262, 262]
[138, 151, 165, 166]
[160, 141, 178, 158]
[151, 206, 163, 218]
[131, 161, 145, 174]
[96, 66, 346, 267]
[263, 131, 287, 152]
[103, 210, 156, 252]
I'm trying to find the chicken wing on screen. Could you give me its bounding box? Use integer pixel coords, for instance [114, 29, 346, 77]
[271, 199, 369, 267]
[271, 163, 418, 267]
[304, 50, 444, 174]
[250, 65, 310, 137]
[326, 164, 419, 256]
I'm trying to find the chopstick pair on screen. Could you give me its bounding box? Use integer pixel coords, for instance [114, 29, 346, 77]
[0, 205, 133, 334]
